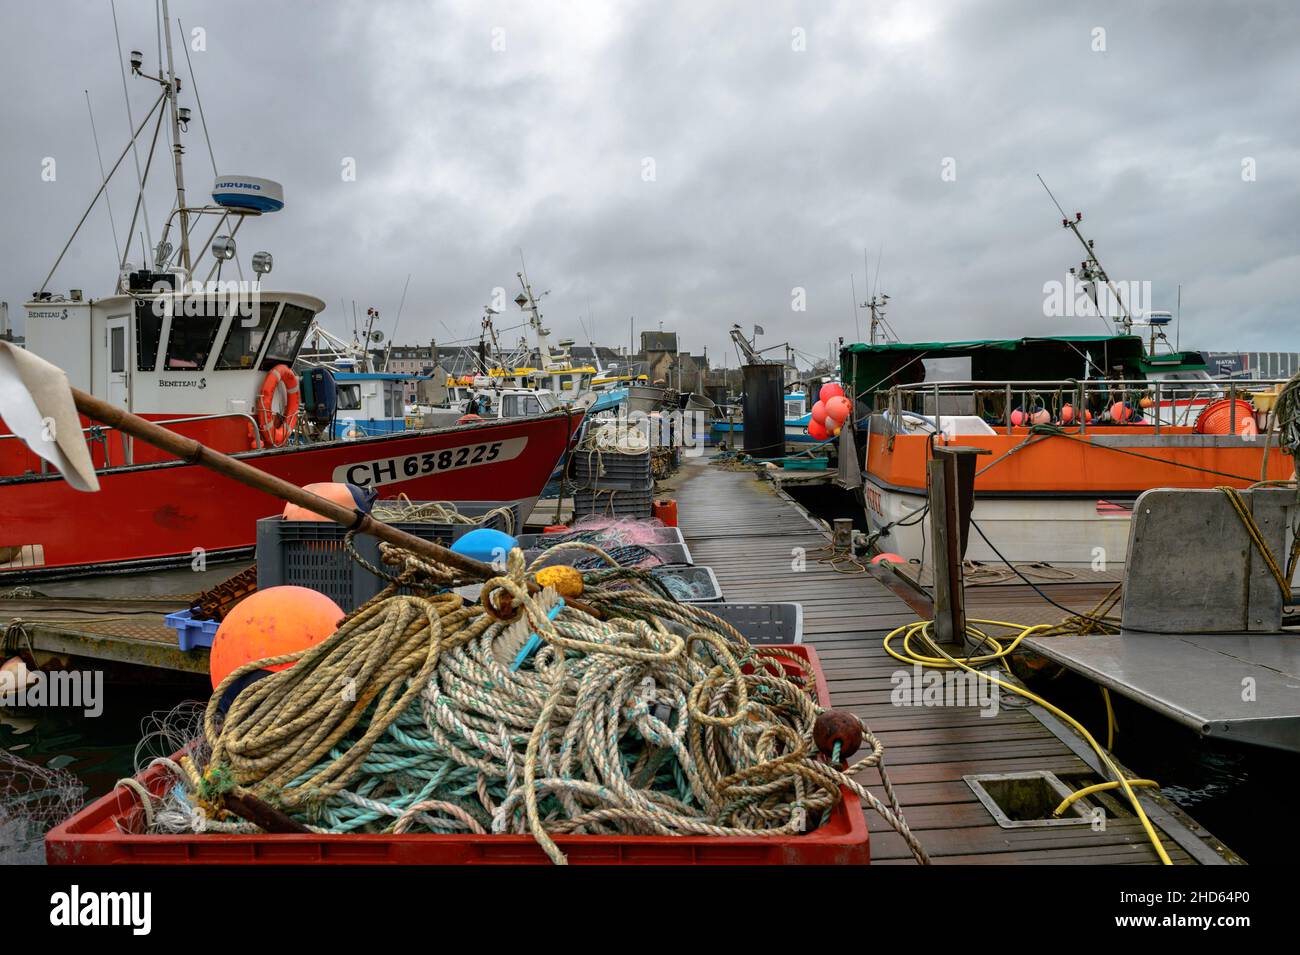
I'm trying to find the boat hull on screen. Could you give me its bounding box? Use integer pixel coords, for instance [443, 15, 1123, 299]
[861, 422, 1295, 569]
[863, 477, 1134, 569]
[0, 411, 582, 576]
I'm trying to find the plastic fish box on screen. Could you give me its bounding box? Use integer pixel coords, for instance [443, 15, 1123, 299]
[256, 500, 524, 612]
[163, 609, 220, 652]
[44, 644, 868, 865]
[524, 540, 693, 569]
[517, 526, 686, 549]
[651, 565, 723, 603]
[696, 603, 803, 645]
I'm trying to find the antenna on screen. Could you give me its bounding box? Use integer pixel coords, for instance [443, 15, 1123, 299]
[382, 273, 412, 372]
[176, 17, 218, 178]
[849, 274, 861, 341]
[85, 90, 121, 263]
[1038, 173, 1132, 334]
[111, 0, 153, 256]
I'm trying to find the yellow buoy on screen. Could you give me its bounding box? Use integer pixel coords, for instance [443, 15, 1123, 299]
[535, 565, 584, 599]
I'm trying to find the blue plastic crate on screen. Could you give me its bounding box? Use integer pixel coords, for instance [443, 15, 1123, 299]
[164, 609, 220, 652]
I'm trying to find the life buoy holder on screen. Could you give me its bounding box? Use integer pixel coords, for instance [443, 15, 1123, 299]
[257, 364, 300, 446]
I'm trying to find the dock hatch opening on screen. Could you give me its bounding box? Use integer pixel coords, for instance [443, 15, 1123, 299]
[965, 770, 1093, 828]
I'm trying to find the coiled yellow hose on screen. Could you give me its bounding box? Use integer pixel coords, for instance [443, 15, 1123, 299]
[884, 618, 1173, 865]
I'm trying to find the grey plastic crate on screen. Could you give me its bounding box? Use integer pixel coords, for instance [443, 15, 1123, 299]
[256, 500, 524, 611]
[651, 564, 722, 602]
[573, 486, 655, 519]
[572, 455, 651, 486]
[694, 602, 803, 645]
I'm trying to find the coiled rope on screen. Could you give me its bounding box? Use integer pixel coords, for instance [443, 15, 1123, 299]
[142, 544, 930, 865]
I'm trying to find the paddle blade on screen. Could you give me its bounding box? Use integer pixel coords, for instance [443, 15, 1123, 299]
[0, 342, 99, 492]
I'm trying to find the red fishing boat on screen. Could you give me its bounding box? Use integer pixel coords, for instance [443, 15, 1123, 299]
[0, 37, 581, 577]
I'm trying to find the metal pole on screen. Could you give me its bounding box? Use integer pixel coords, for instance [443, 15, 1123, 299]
[1153, 380, 1161, 435]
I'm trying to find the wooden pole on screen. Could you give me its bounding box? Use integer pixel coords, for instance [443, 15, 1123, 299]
[71, 386, 500, 582]
[928, 445, 990, 647]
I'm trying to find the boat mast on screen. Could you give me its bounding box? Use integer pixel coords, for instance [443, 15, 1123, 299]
[159, 0, 191, 276]
[515, 269, 553, 370]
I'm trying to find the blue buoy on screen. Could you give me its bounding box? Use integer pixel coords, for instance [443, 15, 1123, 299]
[451, 528, 518, 564]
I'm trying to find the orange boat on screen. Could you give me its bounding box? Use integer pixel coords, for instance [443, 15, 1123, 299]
[841, 336, 1296, 569]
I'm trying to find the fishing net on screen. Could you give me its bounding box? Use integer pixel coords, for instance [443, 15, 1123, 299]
[118, 545, 929, 865]
[0, 749, 85, 865]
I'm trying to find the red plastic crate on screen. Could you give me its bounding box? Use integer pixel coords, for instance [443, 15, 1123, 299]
[46, 644, 868, 865]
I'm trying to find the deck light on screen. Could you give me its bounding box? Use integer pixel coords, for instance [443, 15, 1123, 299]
[212, 235, 236, 260]
[130, 50, 143, 73]
[252, 251, 273, 275]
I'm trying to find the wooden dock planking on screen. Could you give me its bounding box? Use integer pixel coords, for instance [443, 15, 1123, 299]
[672, 456, 1230, 864]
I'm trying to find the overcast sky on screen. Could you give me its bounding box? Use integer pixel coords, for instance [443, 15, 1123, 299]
[2, 0, 1296, 368]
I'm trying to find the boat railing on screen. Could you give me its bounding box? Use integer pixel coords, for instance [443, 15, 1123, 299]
[1, 411, 263, 473]
[881, 377, 1296, 435]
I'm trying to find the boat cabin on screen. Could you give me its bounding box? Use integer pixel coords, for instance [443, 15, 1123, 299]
[4, 280, 325, 475]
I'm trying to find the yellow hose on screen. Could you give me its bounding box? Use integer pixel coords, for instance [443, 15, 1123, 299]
[1053, 779, 1159, 818]
[884, 618, 1174, 865]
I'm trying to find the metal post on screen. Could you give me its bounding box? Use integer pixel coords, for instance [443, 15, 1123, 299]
[1230, 384, 1237, 434]
[928, 445, 991, 647]
[832, 518, 853, 553]
[1005, 382, 1012, 434]
[1153, 380, 1161, 435]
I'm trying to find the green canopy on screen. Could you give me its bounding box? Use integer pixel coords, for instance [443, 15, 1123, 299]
[839, 335, 1205, 405]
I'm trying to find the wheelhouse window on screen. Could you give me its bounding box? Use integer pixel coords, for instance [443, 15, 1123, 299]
[502, 393, 543, 417]
[110, 326, 125, 373]
[134, 301, 163, 371]
[262, 303, 314, 368]
[217, 301, 278, 370]
[163, 310, 224, 371]
[337, 384, 362, 411]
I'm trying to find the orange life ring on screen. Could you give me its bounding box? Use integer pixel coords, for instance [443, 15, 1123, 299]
[257, 364, 300, 446]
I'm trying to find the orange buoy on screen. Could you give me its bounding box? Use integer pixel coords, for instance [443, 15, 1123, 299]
[825, 395, 853, 425]
[1059, 403, 1075, 424]
[1110, 401, 1134, 423]
[209, 586, 343, 690]
[457, 413, 483, 425]
[1194, 399, 1258, 436]
[283, 482, 371, 521]
[871, 552, 905, 565]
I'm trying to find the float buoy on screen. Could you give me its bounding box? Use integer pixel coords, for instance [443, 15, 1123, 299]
[451, 528, 518, 564]
[871, 553, 905, 565]
[282, 482, 377, 521]
[819, 382, 845, 403]
[535, 565, 584, 598]
[209, 586, 343, 690]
